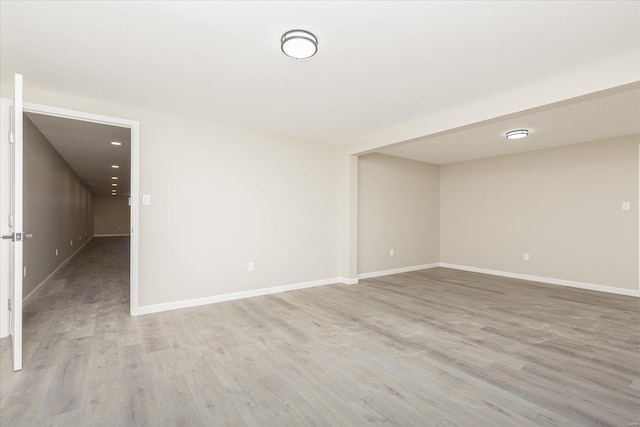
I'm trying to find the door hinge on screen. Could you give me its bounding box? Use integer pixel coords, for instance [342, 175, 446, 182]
[8, 299, 11, 311]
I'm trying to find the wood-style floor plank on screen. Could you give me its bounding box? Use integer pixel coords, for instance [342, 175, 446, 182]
[1, 237, 638, 426]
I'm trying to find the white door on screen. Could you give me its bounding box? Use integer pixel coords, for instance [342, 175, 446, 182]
[9, 73, 23, 371]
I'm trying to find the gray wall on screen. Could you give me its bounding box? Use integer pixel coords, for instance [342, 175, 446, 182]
[358, 153, 440, 274]
[23, 115, 94, 299]
[94, 195, 130, 236]
[440, 134, 639, 290]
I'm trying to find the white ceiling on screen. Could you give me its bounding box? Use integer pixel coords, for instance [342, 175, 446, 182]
[25, 113, 131, 196]
[379, 85, 640, 164]
[1, 1, 639, 168]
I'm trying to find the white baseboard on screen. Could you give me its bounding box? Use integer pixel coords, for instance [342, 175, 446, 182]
[339, 277, 359, 285]
[135, 276, 350, 316]
[439, 263, 640, 298]
[94, 234, 129, 237]
[358, 263, 440, 280]
[23, 236, 94, 305]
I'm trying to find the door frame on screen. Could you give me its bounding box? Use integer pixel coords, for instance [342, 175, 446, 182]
[0, 99, 141, 334]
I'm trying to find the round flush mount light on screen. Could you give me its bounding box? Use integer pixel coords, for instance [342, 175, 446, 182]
[506, 129, 529, 140]
[281, 29, 318, 59]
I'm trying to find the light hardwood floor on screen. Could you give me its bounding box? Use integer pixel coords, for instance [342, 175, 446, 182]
[1, 236, 639, 426]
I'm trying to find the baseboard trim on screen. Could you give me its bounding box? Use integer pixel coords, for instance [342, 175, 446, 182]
[94, 234, 129, 237]
[358, 263, 440, 280]
[339, 277, 359, 285]
[439, 263, 640, 298]
[23, 236, 94, 305]
[135, 276, 349, 316]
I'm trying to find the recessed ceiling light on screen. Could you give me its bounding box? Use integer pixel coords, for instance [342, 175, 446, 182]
[111, 165, 119, 168]
[112, 183, 117, 187]
[111, 176, 118, 180]
[506, 129, 529, 140]
[111, 141, 122, 146]
[281, 29, 318, 59]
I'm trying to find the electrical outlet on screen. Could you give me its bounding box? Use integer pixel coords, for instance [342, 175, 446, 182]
[622, 201, 630, 211]
[55, 249, 58, 256]
[23, 266, 27, 278]
[523, 253, 530, 261]
[248, 262, 254, 272]
[390, 249, 394, 257]
[70, 240, 73, 246]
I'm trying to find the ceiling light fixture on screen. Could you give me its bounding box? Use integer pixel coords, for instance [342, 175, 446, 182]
[112, 183, 117, 187]
[111, 165, 119, 169]
[112, 176, 118, 180]
[506, 129, 529, 140]
[111, 141, 122, 146]
[281, 29, 318, 59]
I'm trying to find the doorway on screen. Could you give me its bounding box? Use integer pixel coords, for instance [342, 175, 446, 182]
[0, 100, 140, 344]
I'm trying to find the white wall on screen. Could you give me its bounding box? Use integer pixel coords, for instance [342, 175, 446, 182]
[358, 153, 439, 275]
[94, 195, 130, 236]
[440, 135, 639, 291]
[137, 113, 340, 306]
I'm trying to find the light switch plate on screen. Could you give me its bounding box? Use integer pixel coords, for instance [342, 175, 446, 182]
[622, 201, 630, 211]
[143, 194, 151, 205]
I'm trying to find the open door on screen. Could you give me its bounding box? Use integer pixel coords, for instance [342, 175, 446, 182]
[8, 73, 23, 371]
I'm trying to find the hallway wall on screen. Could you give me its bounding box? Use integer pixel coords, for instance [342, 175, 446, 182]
[94, 195, 130, 236]
[23, 115, 94, 300]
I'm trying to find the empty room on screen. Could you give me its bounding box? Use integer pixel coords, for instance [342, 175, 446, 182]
[0, 1, 638, 426]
